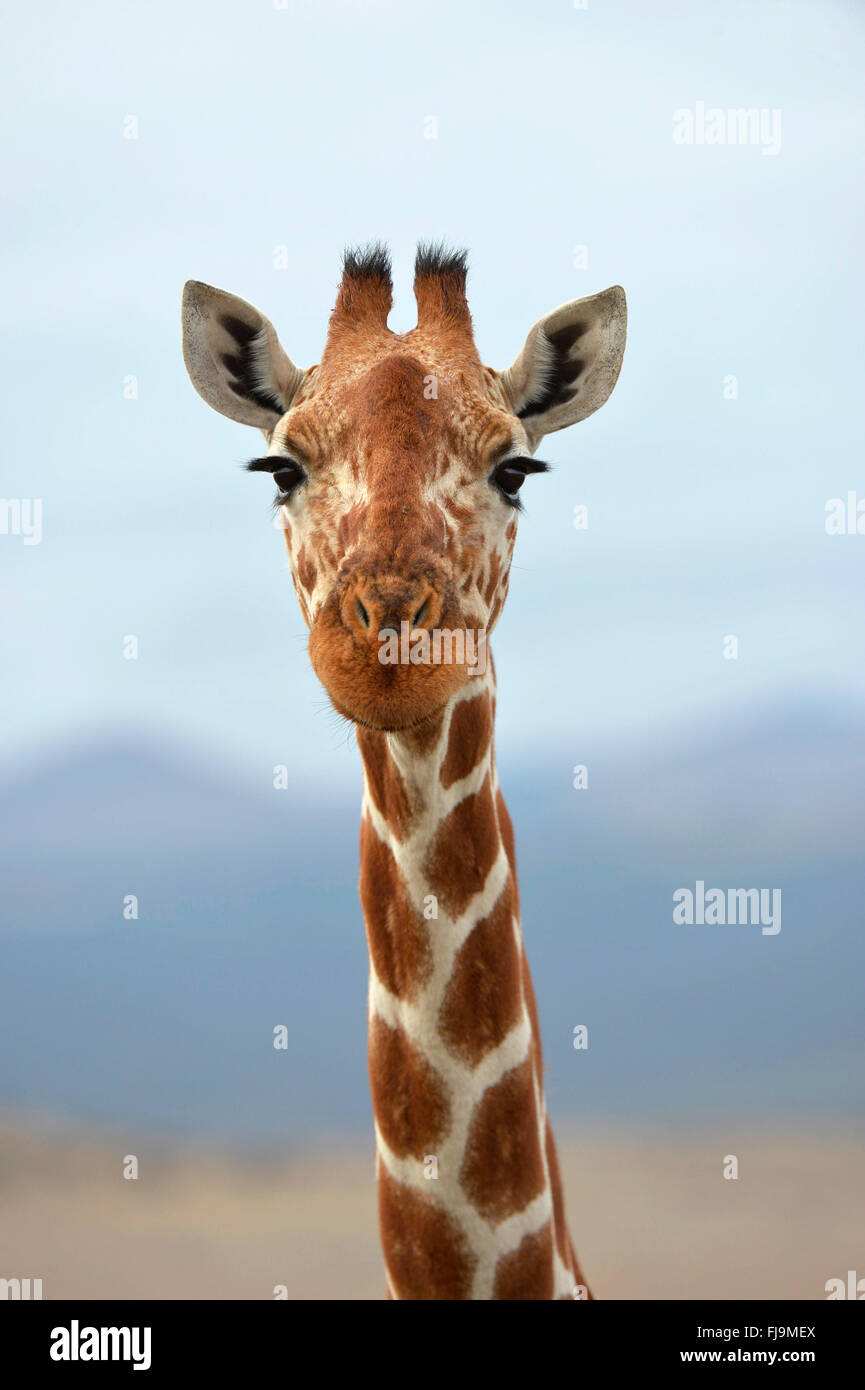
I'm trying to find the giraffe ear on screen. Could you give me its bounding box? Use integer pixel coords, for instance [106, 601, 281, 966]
[181, 281, 305, 430]
[500, 286, 627, 445]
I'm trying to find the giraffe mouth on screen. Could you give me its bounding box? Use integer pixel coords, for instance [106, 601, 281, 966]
[308, 611, 480, 732]
[326, 693, 451, 734]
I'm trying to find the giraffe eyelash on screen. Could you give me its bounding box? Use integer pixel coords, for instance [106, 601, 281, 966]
[244, 455, 307, 507]
[490, 456, 550, 511]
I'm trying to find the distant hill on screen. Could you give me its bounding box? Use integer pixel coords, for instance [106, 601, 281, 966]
[1, 699, 862, 1140]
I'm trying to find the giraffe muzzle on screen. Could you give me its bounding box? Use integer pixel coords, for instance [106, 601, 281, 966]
[339, 574, 443, 645]
[308, 571, 479, 731]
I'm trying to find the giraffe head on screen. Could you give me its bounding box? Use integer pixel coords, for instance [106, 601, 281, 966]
[182, 245, 626, 731]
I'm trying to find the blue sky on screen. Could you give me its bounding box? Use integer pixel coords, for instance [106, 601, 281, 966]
[2, 0, 863, 792]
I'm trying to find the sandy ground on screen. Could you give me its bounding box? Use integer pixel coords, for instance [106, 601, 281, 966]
[0, 1114, 861, 1299]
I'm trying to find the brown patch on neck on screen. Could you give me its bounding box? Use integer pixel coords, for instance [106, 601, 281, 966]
[440, 691, 492, 790]
[378, 1167, 477, 1300]
[359, 818, 431, 998]
[368, 1016, 450, 1159]
[438, 879, 520, 1067]
[493, 1222, 555, 1300]
[459, 1057, 546, 1222]
[424, 773, 499, 917]
[357, 728, 416, 840]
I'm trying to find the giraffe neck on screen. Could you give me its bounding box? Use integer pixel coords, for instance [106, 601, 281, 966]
[356, 663, 587, 1300]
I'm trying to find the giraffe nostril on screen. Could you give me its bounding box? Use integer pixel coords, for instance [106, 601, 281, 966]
[412, 598, 429, 628]
[355, 598, 370, 630]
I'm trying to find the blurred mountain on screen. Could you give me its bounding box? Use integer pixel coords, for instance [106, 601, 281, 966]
[0, 733, 348, 852]
[0, 698, 862, 1141]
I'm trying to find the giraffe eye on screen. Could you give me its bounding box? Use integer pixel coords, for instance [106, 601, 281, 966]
[272, 460, 305, 497]
[492, 463, 528, 499]
[245, 455, 307, 500]
[490, 456, 549, 508]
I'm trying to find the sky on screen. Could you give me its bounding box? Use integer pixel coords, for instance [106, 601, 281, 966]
[2, 0, 864, 793]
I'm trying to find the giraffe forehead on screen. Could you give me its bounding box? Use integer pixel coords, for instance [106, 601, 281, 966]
[286, 347, 515, 482]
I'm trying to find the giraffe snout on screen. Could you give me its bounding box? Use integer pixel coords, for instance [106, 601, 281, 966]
[339, 574, 443, 645]
[309, 566, 470, 730]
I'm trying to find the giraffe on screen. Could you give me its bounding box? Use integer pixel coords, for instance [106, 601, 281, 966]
[181, 244, 627, 1299]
